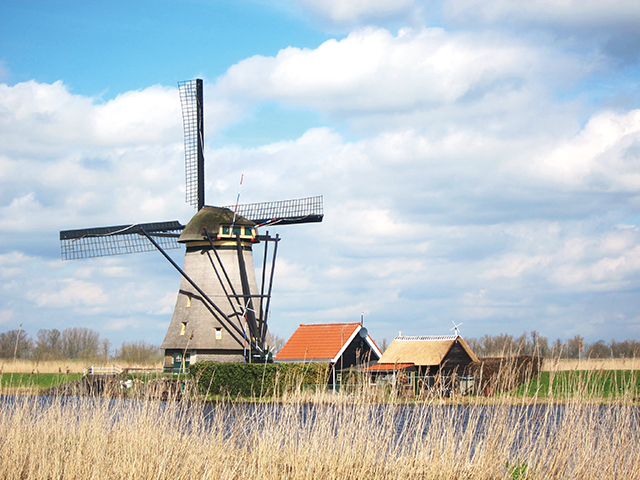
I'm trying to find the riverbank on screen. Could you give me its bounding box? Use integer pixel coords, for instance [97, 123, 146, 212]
[3, 367, 640, 406]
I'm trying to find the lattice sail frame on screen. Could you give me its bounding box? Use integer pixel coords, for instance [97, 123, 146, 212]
[60, 221, 184, 260]
[178, 79, 204, 209]
[224, 195, 324, 225]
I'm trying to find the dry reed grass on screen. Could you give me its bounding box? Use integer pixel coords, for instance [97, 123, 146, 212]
[0, 389, 637, 479]
[542, 357, 640, 371]
[0, 358, 638, 479]
[0, 359, 162, 374]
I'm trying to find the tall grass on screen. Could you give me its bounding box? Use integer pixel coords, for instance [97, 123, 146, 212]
[0, 358, 638, 479]
[0, 391, 637, 479]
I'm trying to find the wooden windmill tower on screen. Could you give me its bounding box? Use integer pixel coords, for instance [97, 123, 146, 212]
[60, 79, 323, 371]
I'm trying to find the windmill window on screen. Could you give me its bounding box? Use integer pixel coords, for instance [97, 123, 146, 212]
[222, 226, 230, 235]
[244, 227, 253, 236]
[180, 322, 187, 336]
[215, 328, 222, 340]
[186, 294, 191, 308]
[232, 226, 241, 236]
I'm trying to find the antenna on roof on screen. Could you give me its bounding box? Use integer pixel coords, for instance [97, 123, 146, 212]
[231, 174, 244, 231]
[450, 321, 463, 337]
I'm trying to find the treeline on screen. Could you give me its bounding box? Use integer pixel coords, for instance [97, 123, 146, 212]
[0, 328, 161, 364]
[464, 331, 640, 359]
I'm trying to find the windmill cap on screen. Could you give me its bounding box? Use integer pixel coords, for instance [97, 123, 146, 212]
[178, 206, 255, 243]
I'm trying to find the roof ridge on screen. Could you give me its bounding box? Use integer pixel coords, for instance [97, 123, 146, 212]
[395, 335, 458, 341]
[299, 322, 361, 326]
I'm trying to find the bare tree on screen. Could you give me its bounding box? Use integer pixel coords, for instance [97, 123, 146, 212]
[114, 340, 160, 364]
[60, 327, 101, 359]
[272, 335, 286, 355]
[610, 339, 640, 358]
[567, 335, 584, 359]
[586, 340, 611, 358]
[34, 329, 63, 360]
[99, 338, 112, 361]
[0, 330, 33, 359]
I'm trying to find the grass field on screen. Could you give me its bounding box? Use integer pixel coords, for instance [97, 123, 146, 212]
[516, 370, 640, 399]
[0, 372, 83, 390]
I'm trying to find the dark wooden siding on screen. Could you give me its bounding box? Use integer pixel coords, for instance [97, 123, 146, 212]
[418, 341, 475, 376]
[440, 341, 474, 374]
[336, 336, 378, 371]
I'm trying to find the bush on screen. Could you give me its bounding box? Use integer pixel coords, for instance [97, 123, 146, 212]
[468, 355, 542, 396]
[189, 361, 330, 398]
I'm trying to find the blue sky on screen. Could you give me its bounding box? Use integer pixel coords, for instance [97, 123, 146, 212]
[2, 0, 640, 350]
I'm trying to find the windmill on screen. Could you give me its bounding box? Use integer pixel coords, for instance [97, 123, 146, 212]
[450, 321, 463, 337]
[59, 79, 323, 371]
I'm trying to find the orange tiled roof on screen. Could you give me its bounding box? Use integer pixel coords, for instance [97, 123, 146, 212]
[275, 323, 361, 361]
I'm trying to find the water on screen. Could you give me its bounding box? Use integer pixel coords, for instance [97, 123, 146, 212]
[1, 394, 638, 459]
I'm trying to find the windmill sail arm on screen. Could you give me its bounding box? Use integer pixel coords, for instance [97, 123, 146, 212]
[60, 221, 184, 240]
[253, 214, 324, 226]
[60, 221, 185, 260]
[223, 195, 324, 226]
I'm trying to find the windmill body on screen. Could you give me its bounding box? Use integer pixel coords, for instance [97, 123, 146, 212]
[59, 79, 322, 372]
[161, 206, 272, 369]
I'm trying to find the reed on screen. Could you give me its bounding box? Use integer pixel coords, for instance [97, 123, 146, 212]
[542, 357, 640, 371]
[0, 359, 162, 374]
[0, 371, 638, 479]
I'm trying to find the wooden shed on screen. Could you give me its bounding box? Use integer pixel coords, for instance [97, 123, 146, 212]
[376, 334, 478, 375]
[366, 335, 478, 395]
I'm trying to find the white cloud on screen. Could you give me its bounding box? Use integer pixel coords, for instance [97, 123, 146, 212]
[0, 81, 238, 157]
[0, 310, 13, 325]
[446, 0, 640, 28]
[29, 278, 109, 308]
[298, 0, 416, 22]
[529, 109, 640, 191]
[104, 317, 141, 331]
[215, 27, 567, 116]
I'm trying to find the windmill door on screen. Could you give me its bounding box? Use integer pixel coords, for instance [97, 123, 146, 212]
[172, 352, 190, 373]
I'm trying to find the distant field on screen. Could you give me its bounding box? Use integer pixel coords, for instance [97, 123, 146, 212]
[0, 360, 162, 374]
[0, 372, 83, 390]
[541, 358, 640, 371]
[516, 370, 640, 399]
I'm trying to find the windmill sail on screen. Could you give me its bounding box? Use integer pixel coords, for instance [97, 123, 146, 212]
[178, 79, 205, 210]
[60, 221, 184, 260]
[224, 195, 324, 226]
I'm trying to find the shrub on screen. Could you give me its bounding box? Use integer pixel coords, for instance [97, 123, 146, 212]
[189, 361, 330, 398]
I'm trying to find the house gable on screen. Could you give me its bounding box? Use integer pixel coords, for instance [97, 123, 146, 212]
[275, 323, 381, 369]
